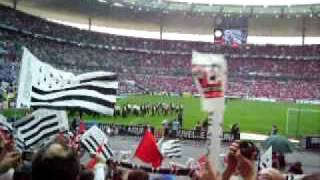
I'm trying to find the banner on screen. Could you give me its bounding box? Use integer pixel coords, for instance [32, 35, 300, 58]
[192, 51, 227, 113]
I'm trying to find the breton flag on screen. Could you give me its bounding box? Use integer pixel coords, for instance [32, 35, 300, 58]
[158, 139, 182, 158]
[16, 47, 118, 115]
[14, 109, 69, 149]
[0, 114, 13, 132]
[80, 126, 113, 160]
[259, 146, 273, 169]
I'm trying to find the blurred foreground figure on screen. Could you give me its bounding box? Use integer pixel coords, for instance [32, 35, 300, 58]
[258, 168, 285, 180]
[222, 141, 258, 180]
[32, 143, 80, 180]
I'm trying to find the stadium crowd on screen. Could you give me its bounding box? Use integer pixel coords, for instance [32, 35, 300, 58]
[0, 4, 320, 101]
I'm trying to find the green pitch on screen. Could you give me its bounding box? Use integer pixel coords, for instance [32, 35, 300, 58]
[2, 95, 319, 137]
[87, 95, 320, 137]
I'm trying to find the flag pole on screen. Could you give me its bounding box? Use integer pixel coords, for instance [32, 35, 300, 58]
[207, 110, 223, 171]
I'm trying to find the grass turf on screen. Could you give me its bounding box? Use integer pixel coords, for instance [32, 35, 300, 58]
[2, 95, 319, 137]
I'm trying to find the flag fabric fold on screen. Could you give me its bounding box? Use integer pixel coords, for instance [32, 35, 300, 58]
[80, 126, 113, 160]
[158, 139, 182, 158]
[16, 47, 118, 115]
[0, 114, 13, 132]
[13, 109, 69, 150]
[135, 130, 163, 168]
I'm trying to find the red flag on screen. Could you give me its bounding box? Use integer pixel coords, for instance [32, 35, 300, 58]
[86, 140, 104, 169]
[135, 130, 163, 168]
[86, 157, 97, 169]
[78, 120, 85, 134]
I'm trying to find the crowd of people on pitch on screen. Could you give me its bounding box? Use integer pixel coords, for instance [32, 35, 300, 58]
[114, 103, 183, 118]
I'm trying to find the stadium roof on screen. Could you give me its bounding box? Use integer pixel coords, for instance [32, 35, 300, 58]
[165, 0, 320, 6]
[95, 0, 320, 16]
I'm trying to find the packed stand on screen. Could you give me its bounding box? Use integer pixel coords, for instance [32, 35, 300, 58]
[0, 4, 319, 100]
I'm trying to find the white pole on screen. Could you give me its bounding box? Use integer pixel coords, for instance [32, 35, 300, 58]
[207, 111, 223, 170]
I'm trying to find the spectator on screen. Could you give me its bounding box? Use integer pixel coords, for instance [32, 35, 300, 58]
[195, 121, 201, 137]
[127, 170, 149, 180]
[32, 142, 80, 180]
[271, 125, 278, 135]
[222, 141, 258, 180]
[13, 162, 32, 180]
[79, 170, 94, 180]
[230, 123, 240, 141]
[171, 119, 179, 138]
[288, 162, 303, 175]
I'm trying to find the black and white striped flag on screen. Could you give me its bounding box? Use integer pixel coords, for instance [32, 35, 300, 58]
[80, 125, 113, 160]
[0, 114, 13, 132]
[259, 146, 272, 169]
[14, 109, 69, 149]
[16, 47, 118, 115]
[158, 139, 182, 158]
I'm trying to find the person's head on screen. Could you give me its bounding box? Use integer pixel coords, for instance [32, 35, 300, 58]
[239, 140, 259, 161]
[288, 161, 303, 174]
[13, 162, 32, 180]
[127, 170, 149, 180]
[79, 169, 94, 180]
[32, 142, 80, 180]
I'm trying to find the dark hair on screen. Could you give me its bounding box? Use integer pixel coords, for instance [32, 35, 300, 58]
[128, 170, 149, 180]
[80, 169, 94, 180]
[13, 162, 32, 180]
[32, 143, 80, 180]
[239, 140, 259, 160]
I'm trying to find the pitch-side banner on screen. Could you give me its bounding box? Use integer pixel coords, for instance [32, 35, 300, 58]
[192, 51, 227, 112]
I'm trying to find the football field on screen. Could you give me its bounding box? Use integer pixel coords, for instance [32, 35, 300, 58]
[2, 95, 320, 137]
[87, 95, 320, 137]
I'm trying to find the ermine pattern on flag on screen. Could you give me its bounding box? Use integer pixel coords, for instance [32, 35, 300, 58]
[80, 126, 113, 160]
[16, 48, 118, 115]
[14, 109, 68, 149]
[159, 139, 182, 158]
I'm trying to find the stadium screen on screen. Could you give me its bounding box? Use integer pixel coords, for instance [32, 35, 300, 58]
[214, 16, 248, 45]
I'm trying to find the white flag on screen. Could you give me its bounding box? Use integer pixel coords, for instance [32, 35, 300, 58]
[260, 146, 273, 169]
[80, 125, 113, 160]
[14, 109, 69, 149]
[16, 48, 118, 115]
